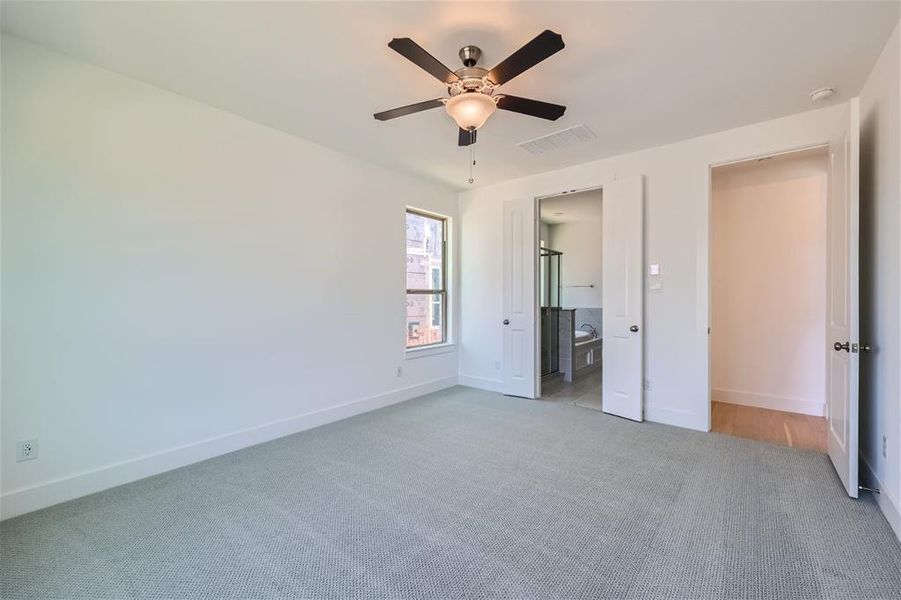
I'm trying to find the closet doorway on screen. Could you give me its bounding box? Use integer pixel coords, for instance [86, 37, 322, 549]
[709, 147, 829, 452]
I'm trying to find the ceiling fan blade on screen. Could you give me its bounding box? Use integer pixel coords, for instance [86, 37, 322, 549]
[388, 38, 460, 85]
[486, 30, 564, 86]
[373, 99, 444, 121]
[458, 128, 477, 146]
[496, 95, 566, 121]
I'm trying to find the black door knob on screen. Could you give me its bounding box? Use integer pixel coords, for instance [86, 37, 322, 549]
[834, 341, 850, 352]
[503, 319, 510, 325]
[630, 325, 639, 332]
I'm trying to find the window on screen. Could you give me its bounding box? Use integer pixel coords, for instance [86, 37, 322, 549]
[406, 209, 447, 348]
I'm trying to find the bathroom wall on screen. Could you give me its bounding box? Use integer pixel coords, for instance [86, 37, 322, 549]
[575, 308, 603, 337]
[543, 190, 604, 309]
[711, 150, 828, 417]
[558, 310, 573, 379]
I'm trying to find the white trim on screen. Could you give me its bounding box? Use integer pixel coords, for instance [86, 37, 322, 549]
[406, 343, 456, 360]
[458, 374, 504, 393]
[645, 404, 707, 431]
[0, 376, 457, 521]
[860, 453, 901, 542]
[712, 388, 825, 417]
[710, 142, 830, 169]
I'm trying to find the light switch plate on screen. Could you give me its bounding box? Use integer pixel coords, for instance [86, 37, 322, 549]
[648, 263, 661, 276]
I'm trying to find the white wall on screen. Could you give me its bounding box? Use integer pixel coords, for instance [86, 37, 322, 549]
[711, 153, 827, 417]
[459, 104, 846, 427]
[859, 20, 901, 539]
[548, 221, 604, 308]
[545, 194, 604, 309]
[0, 36, 459, 519]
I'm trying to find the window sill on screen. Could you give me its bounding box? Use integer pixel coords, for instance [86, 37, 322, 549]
[405, 343, 456, 360]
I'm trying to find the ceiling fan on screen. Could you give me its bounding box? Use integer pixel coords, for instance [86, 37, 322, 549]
[374, 30, 566, 146]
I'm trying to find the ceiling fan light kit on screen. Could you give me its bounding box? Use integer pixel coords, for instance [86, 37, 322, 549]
[445, 92, 497, 130]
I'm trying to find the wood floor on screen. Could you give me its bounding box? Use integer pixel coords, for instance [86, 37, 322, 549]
[711, 401, 827, 452]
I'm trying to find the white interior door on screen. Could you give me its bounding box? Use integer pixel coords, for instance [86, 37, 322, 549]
[502, 198, 537, 398]
[826, 99, 860, 498]
[602, 176, 644, 421]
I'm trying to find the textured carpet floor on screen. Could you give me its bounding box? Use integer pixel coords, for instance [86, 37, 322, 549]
[2, 386, 901, 599]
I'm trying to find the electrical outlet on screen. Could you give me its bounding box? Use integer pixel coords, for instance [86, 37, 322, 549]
[883, 435, 887, 459]
[643, 378, 652, 392]
[396, 366, 403, 377]
[17, 439, 38, 462]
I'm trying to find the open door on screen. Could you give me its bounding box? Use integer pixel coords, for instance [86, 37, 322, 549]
[502, 198, 538, 398]
[602, 176, 644, 421]
[826, 98, 860, 498]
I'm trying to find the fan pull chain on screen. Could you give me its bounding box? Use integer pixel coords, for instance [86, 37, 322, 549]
[468, 142, 476, 185]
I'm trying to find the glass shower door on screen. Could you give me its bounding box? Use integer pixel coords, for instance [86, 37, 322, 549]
[540, 248, 562, 377]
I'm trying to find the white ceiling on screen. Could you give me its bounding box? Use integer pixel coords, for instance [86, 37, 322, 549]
[540, 189, 603, 225]
[2, 1, 897, 190]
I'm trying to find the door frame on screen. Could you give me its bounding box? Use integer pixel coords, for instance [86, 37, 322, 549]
[533, 183, 606, 398]
[704, 142, 831, 431]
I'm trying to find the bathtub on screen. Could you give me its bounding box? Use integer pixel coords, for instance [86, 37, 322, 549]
[574, 330, 596, 343]
[572, 332, 601, 378]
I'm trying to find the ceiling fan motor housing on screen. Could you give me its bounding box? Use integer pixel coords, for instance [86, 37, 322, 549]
[459, 45, 481, 67]
[450, 46, 496, 96]
[449, 66, 495, 96]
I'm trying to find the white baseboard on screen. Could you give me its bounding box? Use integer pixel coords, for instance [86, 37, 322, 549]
[644, 404, 707, 431]
[0, 376, 457, 521]
[458, 374, 504, 393]
[860, 453, 901, 543]
[712, 388, 825, 417]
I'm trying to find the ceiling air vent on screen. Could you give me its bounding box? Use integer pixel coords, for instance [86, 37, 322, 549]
[518, 124, 596, 155]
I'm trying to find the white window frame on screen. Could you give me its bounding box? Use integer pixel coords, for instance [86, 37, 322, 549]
[405, 208, 452, 356]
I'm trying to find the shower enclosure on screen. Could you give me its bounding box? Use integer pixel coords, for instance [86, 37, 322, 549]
[540, 247, 562, 377]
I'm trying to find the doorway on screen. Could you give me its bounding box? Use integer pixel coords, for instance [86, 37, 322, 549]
[709, 147, 829, 452]
[501, 176, 644, 421]
[537, 189, 604, 410]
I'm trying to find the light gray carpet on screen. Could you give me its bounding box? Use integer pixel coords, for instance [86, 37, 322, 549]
[2, 386, 900, 599]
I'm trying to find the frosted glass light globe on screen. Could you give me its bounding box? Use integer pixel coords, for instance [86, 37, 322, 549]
[445, 93, 497, 131]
